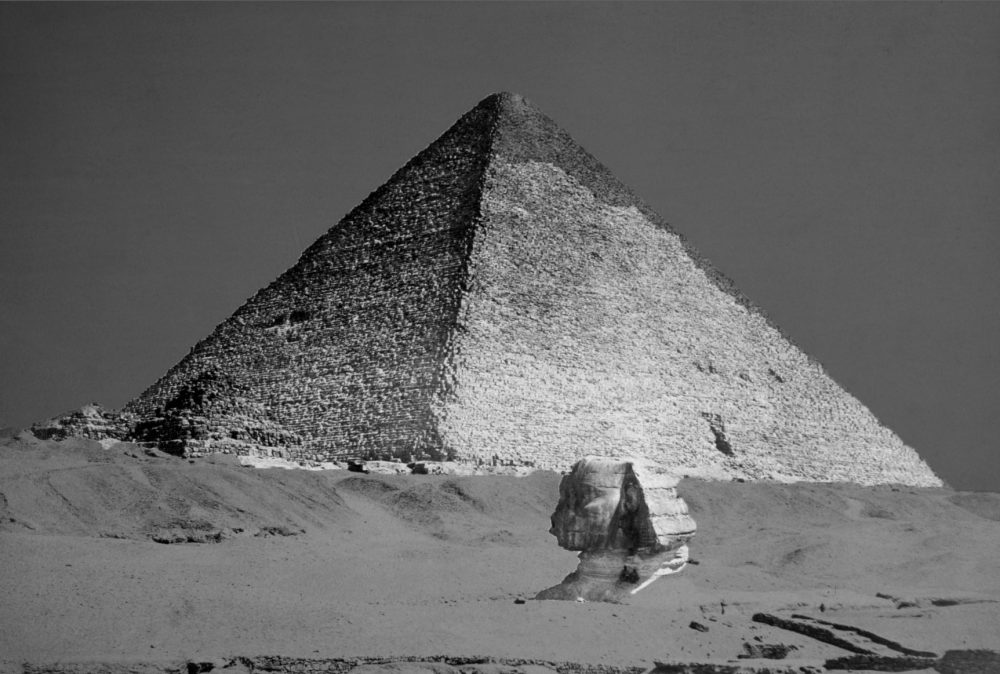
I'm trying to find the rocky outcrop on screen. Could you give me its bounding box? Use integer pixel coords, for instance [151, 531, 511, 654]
[537, 457, 695, 602]
[30, 404, 134, 442]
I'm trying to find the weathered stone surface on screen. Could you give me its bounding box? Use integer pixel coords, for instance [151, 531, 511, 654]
[354, 460, 412, 475]
[30, 404, 133, 442]
[738, 642, 797, 660]
[94, 92, 939, 487]
[537, 457, 695, 602]
[410, 461, 479, 476]
[549, 457, 696, 551]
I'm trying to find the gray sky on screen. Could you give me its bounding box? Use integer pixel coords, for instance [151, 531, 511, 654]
[1, 3, 997, 491]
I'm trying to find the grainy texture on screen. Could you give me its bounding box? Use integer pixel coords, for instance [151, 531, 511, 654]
[30, 404, 132, 442]
[120, 93, 940, 486]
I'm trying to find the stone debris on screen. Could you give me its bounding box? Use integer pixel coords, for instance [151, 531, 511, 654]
[30, 404, 133, 442]
[788, 614, 936, 658]
[822, 654, 937, 671]
[237, 455, 345, 471]
[36, 93, 942, 488]
[232, 656, 644, 674]
[410, 461, 480, 476]
[651, 662, 818, 674]
[752, 612, 937, 660]
[537, 457, 695, 602]
[737, 643, 796, 660]
[751, 613, 871, 655]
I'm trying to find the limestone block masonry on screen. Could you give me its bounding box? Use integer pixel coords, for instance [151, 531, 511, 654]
[122, 92, 942, 487]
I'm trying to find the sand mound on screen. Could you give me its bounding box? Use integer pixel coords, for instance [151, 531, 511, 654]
[948, 492, 1000, 521]
[679, 479, 1000, 595]
[0, 436, 559, 546]
[336, 472, 557, 543]
[0, 436, 352, 541]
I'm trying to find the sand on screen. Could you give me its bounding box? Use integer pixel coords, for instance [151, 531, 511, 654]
[1, 435, 998, 673]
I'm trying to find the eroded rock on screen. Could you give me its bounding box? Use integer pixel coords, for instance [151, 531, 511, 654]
[537, 456, 696, 602]
[30, 404, 134, 442]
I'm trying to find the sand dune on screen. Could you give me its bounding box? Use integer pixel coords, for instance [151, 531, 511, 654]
[1, 436, 998, 672]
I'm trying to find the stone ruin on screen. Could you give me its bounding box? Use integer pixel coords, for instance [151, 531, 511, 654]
[41, 92, 941, 487]
[537, 457, 696, 602]
[31, 403, 133, 442]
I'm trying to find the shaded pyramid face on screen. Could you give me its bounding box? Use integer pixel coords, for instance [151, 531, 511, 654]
[126, 93, 941, 487]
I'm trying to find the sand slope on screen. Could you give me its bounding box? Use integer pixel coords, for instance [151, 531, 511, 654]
[1, 436, 998, 672]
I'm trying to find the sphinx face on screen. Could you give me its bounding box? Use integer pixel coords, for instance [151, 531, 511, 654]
[549, 458, 627, 550]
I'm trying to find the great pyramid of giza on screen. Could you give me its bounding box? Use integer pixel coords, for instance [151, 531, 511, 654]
[123, 93, 941, 486]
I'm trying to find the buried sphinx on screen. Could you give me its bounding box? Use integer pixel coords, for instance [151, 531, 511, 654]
[537, 456, 697, 602]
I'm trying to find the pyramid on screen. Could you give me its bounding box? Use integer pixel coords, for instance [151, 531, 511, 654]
[124, 93, 941, 487]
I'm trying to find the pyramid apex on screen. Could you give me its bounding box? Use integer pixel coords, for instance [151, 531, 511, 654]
[476, 91, 535, 112]
[481, 91, 524, 102]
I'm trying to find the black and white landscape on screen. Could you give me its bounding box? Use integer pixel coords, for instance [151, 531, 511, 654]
[2, 4, 998, 673]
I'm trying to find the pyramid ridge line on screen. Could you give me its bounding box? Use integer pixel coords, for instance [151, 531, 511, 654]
[481, 94, 803, 355]
[186, 91, 788, 357]
[139, 94, 515, 407]
[126, 94, 502, 423]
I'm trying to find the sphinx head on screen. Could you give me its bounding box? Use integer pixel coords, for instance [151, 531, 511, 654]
[549, 457, 627, 550]
[549, 456, 692, 553]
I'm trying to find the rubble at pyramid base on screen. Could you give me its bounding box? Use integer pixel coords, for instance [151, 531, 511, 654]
[27, 404, 532, 475]
[29, 400, 939, 488]
[31, 404, 134, 443]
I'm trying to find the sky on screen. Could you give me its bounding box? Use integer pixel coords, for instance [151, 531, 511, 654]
[1, 2, 997, 491]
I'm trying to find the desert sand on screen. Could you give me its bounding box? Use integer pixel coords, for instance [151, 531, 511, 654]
[1, 434, 998, 673]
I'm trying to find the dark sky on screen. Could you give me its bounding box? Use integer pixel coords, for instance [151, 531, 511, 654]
[1, 3, 997, 491]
